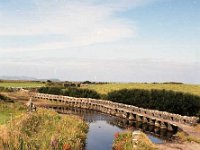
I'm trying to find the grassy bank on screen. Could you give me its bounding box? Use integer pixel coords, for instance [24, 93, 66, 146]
[0, 102, 88, 150]
[113, 131, 157, 150]
[176, 131, 200, 144]
[0, 101, 26, 124]
[82, 83, 200, 96]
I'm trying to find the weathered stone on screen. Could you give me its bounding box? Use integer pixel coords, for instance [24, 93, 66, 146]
[32, 92, 199, 131]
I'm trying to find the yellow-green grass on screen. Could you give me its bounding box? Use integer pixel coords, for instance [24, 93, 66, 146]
[0, 102, 26, 124]
[176, 132, 200, 144]
[113, 131, 157, 150]
[0, 103, 88, 150]
[0, 81, 45, 88]
[82, 83, 200, 96]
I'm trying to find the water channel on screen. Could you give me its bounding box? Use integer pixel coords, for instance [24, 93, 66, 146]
[54, 107, 176, 150]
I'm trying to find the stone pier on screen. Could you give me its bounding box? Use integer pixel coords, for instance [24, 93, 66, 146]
[32, 93, 199, 131]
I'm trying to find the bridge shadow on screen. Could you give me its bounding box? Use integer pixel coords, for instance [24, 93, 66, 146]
[48, 106, 177, 141]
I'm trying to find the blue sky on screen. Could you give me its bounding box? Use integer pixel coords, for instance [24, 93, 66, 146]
[0, 0, 199, 83]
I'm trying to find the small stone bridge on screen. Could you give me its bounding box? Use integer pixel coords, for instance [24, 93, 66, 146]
[32, 93, 199, 131]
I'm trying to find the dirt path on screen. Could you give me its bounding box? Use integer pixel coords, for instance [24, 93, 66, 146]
[178, 124, 200, 139]
[156, 118, 200, 149]
[157, 142, 200, 150]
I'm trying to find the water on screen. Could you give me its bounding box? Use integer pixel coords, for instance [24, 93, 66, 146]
[55, 107, 175, 150]
[86, 120, 122, 150]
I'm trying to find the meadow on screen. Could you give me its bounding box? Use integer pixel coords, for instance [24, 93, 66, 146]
[0, 81, 45, 88]
[82, 83, 200, 96]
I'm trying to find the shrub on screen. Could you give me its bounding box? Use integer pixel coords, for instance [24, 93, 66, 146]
[106, 89, 200, 116]
[63, 88, 101, 99]
[37, 87, 62, 95]
[0, 87, 12, 92]
[0, 94, 9, 101]
[38, 87, 101, 99]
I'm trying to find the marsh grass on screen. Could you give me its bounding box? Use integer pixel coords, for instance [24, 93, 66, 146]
[113, 131, 158, 150]
[0, 105, 88, 150]
[0, 102, 26, 124]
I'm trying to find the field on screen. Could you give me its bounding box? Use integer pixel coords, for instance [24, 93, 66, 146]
[0, 81, 45, 88]
[82, 83, 200, 96]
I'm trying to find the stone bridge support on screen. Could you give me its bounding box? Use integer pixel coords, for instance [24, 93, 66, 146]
[33, 93, 199, 131]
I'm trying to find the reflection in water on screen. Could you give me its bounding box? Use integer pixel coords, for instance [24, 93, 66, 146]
[86, 121, 122, 150]
[54, 107, 176, 150]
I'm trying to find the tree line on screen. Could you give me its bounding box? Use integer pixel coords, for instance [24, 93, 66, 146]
[38, 87, 101, 99]
[37, 87, 200, 117]
[106, 89, 200, 117]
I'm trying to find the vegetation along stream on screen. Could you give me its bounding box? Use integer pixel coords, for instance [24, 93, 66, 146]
[53, 106, 177, 150]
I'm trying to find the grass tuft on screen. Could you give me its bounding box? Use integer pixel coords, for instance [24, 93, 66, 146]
[0, 101, 26, 124]
[113, 131, 158, 150]
[0, 103, 88, 150]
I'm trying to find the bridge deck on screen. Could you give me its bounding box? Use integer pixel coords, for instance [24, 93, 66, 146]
[32, 93, 199, 131]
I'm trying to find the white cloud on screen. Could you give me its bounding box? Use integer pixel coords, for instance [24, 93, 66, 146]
[0, 0, 149, 51]
[0, 0, 199, 83]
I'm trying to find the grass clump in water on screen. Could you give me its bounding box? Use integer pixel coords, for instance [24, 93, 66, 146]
[113, 131, 158, 150]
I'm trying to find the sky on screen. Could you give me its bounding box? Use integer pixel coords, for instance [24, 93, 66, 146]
[0, 0, 199, 83]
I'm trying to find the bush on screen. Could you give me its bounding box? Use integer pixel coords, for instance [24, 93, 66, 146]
[106, 89, 200, 116]
[0, 94, 8, 101]
[0, 87, 12, 92]
[63, 88, 101, 99]
[37, 87, 62, 95]
[37, 87, 49, 93]
[38, 87, 101, 99]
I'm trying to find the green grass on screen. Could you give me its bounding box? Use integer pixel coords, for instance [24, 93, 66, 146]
[0, 102, 26, 124]
[82, 83, 200, 96]
[0, 81, 45, 88]
[0, 102, 88, 150]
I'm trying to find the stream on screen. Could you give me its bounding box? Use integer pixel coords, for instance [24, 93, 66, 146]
[55, 107, 176, 150]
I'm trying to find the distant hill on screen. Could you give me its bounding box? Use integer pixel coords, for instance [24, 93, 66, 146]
[0, 76, 37, 81]
[0, 76, 60, 82]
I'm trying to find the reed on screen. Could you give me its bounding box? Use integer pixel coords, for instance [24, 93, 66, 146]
[0, 104, 88, 150]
